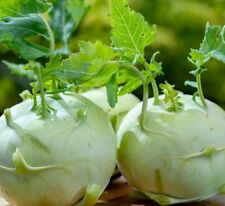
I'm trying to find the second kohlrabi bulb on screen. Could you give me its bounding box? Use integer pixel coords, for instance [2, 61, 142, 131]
[117, 94, 225, 205]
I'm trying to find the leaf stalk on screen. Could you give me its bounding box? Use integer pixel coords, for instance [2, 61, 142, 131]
[39, 15, 55, 57]
[143, 61, 160, 105]
[196, 74, 206, 107]
[125, 64, 149, 129]
[36, 66, 48, 119]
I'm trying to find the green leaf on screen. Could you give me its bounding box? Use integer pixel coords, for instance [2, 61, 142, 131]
[188, 49, 209, 66]
[117, 68, 137, 84]
[79, 41, 117, 61]
[119, 70, 149, 96]
[160, 81, 183, 112]
[149, 52, 163, 78]
[119, 77, 142, 96]
[3, 60, 36, 80]
[0, 0, 51, 17]
[44, 54, 62, 80]
[80, 63, 119, 88]
[50, 0, 87, 54]
[56, 53, 97, 84]
[184, 80, 197, 88]
[109, 0, 157, 60]
[49, 41, 117, 84]
[106, 73, 118, 108]
[199, 23, 225, 63]
[0, 15, 49, 59]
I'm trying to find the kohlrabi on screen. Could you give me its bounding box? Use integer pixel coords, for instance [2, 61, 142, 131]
[1, 0, 225, 205]
[82, 87, 140, 131]
[109, 0, 225, 204]
[0, 1, 117, 206]
[0, 93, 116, 206]
[117, 93, 225, 205]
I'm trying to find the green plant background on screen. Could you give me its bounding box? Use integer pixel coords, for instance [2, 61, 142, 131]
[0, 0, 224, 114]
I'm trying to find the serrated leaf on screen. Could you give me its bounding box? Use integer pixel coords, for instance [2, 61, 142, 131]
[119, 77, 142, 96]
[110, 0, 157, 60]
[48, 41, 117, 85]
[79, 41, 117, 61]
[107, 73, 118, 108]
[0, 15, 49, 59]
[3, 60, 36, 80]
[43, 54, 62, 80]
[149, 52, 163, 78]
[48, 53, 94, 84]
[0, 0, 51, 17]
[50, 0, 87, 54]
[117, 68, 137, 84]
[119, 70, 149, 96]
[189, 49, 208, 66]
[80, 63, 119, 88]
[199, 23, 225, 63]
[160, 81, 183, 112]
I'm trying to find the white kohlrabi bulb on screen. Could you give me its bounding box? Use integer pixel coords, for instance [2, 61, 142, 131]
[0, 93, 116, 206]
[117, 94, 225, 205]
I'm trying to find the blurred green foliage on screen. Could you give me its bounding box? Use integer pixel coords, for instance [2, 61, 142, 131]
[0, 0, 225, 113]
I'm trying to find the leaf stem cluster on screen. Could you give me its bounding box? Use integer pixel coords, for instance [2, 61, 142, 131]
[35, 15, 56, 118]
[36, 66, 48, 119]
